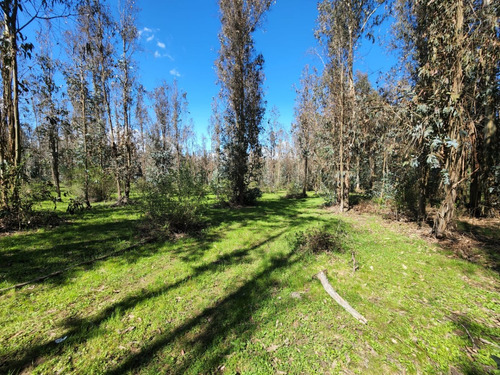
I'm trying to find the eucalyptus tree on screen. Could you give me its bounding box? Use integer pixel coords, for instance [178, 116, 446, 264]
[264, 105, 281, 191]
[135, 84, 149, 176]
[467, 0, 499, 217]
[293, 65, 320, 197]
[394, 0, 499, 236]
[209, 96, 223, 198]
[150, 82, 171, 156]
[31, 24, 65, 200]
[0, 0, 71, 209]
[316, 0, 383, 211]
[64, 22, 93, 208]
[216, 0, 272, 205]
[170, 80, 189, 173]
[78, 0, 120, 200]
[116, 0, 139, 203]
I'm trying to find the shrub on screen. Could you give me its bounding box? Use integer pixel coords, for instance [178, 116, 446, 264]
[241, 186, 262, 206]
[284, 182, 306, 199]
[88, 168, 115, 202]
[318, 188, 336, 208]
[0, 181, 63, 232]
[289, 222, 347, 255]
[141, 156, 208, 237]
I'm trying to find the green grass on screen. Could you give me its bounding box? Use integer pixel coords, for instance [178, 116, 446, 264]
[0, 194, 499, 374]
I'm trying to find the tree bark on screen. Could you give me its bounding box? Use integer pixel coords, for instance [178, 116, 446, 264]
[433, 0, 464, 237]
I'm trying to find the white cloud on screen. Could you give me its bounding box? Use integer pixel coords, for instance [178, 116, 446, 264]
[157, 41, 166, 49]
[138, 27, 152, 37]
[147, 35, 154, 42]
[154, 51, 161, 58]
[169, 69, 181, 77]
[166, 53, 174, 61]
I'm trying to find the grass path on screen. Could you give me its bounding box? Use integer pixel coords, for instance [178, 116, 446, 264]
[0, 194, 499, 374]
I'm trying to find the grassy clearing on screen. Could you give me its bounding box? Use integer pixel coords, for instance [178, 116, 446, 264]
[0, 194, 499, 374]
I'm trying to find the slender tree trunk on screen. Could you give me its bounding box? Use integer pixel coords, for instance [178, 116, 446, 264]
[469, 124, 481, 217]
[0, 101, 5, 208]
[49, 129, 61, 200]
[433, 0, 464, 237]
[303, 155, 308, 197]
[81, 72, 91, 208]
[355, 155, 360, 191]
[380, 150, 387, 200]
[418, 161, 429, 224]
[103, 77, 122, 202]
[4, 2, 22, 208]
[122, 35, 132, 203]
[368, 153, 375, 191]
[338, 62, 345, 212]
[123, 100, 131, 202]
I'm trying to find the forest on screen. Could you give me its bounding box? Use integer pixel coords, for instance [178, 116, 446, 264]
[1, 0, 499, 374]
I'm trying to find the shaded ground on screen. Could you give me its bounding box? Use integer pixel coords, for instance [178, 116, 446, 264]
[0, 194, 499, 374]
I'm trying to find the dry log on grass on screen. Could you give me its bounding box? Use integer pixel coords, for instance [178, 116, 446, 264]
[315, 270, 367, 324]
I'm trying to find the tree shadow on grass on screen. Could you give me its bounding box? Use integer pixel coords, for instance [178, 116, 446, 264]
[448, 312, 500, 374]
[0, 234, 298, 374]
[0, 196, 312, 290]
[450, 220, 500, 274]
[174, 196, 325, 264]
[0, 213, 142, 289]
[105, 254, 299, 375]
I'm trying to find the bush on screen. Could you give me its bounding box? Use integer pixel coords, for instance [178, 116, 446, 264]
[288, 222, 347, 255]
[284, 182, 306, 199]
[0, 181, 63, 232]
[318, 188, 336, 208]
[141, 157, 208, 237]
[88, 168, 115, 202]
[241, 186, 262, 206]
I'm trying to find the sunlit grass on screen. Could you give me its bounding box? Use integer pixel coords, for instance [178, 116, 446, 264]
[0, 194, 498, 374]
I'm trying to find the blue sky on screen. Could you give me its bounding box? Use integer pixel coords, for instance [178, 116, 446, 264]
[21, 0, 397, 141]
[132, 0, 397, 139]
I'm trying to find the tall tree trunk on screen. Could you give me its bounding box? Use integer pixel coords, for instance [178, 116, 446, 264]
[3, 2, 22, 209]
[303, 155, 308, 197]
[418, 161, 429, 224]
[468, 124, 481, 217]
[380, 149, 387, 200]
[81, 72, 91, 208]
[0, 102, 5, 208]
[123, 98, 131, 202]
[433, 0, 464, 237]
[103, 76, 122, 202]
[338, 60, 346, 212]
[368, 153, 375, 191]
[49, 129, 61, 200]
[480, 0, 498, 216]
[355, 154, 360, 191]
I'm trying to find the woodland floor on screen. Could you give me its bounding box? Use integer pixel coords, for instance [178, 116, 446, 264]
[0, 193, 499, 374]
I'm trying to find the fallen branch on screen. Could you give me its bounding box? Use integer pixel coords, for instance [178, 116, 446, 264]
[460, 323, 477, 349]
[479, 337, 500, 350]
[0, 240, 148, 295]
[314, 270, 367, 324]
